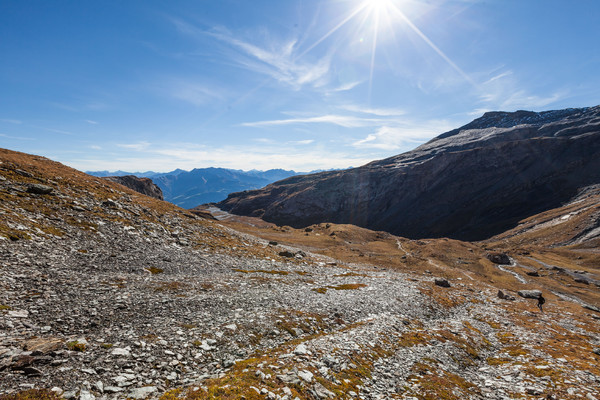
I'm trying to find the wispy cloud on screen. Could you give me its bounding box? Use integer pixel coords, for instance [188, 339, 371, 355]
[352, 120, 454, 150]
[46, 128, 73, 136]
[479, 68, 565, 111]
[85, 120, 99, 125]
[166, 79, 225, 106]
[116, 141, 151, 151]
[209, 27, 333, 90]
[90, 145, 102, 150]
[240, 114, 385, 128]
[340, 105, 405, 116]
[290, 139, 314, 145]
[0, 133, 34, 141]
[0, 119, 22, 124]
[329, 80, 363, 92]
[170, 18, 334, 90]
[483, 70, 513, 85]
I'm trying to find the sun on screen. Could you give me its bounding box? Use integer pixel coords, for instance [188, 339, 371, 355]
[364, 0, 394, 13]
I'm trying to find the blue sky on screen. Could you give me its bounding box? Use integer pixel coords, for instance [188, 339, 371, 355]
[1, 0, 598, 172]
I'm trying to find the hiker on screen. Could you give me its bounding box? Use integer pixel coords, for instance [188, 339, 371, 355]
[537, 293, 545, 312]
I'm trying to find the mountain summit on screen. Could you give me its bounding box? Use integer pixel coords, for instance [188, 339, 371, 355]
[219, 106, 600, 240]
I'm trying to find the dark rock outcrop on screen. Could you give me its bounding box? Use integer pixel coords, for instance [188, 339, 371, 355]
[102, 175, 163, 200]
[487, 253, 511, 265]
[218, 106, 600, 240]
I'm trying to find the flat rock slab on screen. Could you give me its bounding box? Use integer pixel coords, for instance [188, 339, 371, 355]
[22, 337, 64, 355]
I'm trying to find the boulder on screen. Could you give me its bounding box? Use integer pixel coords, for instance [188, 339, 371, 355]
[27, 184, 53, 195]
[434, 278, 451, 288]
[498, 290, 515, 301]
[487, 253, 511, 265]
[517, 290, 542, 299]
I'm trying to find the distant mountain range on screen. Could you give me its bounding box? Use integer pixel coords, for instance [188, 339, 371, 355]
[87, 168, 301, 208]
[219, 105, 600, 241]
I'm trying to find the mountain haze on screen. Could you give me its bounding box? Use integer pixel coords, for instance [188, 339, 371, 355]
[219, 106, 600, 241]
[89, 168, 299, 209]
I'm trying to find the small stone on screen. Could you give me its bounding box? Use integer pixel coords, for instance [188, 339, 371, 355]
[312, 382, 335, 399]
[79, 390, 95, 400]
[103, 386, 123, 393]
[8, 310, 29, 318]
[224, 324, 237, 331]
[129, 386, 157, 399]
[294, 344, 308, 355]
[298, 370, 313, 382]
[51, 387, 63, 396]
[434, 278, 451, 288]
[111, 348, 130, 357]
[23, 366, 43, 376]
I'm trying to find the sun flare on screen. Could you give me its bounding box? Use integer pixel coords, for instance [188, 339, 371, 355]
[364, 0, 394, 13]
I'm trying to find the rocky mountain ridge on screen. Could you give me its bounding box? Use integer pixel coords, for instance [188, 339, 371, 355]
[218, 105, 600, 241]
[101, 176, 164, 201]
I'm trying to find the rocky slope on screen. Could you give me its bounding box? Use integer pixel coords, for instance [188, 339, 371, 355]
[218, 106, 600, 241]
[102, 176, 164, 201]
[1, 148, 600, 400]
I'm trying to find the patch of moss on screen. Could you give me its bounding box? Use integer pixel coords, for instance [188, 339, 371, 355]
[147, 266, 164, 274]
[66, 341, 86, 352]
[0, 389, 61, 400]
[313, 283, 367, 293]
[233, 268, 289, 276]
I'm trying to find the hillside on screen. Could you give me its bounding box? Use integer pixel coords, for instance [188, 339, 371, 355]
[1, 148, 600, 400]
[218, 106, 600, 241]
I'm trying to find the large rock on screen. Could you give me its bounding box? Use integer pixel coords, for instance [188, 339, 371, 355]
[487, 253, 511, 265]
[218, 106, 600, 241]
[102, 175, 163, 200]
[518, 290, 542, 299]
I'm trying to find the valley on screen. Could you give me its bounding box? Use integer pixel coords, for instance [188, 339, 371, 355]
[1, 148, 599, 400]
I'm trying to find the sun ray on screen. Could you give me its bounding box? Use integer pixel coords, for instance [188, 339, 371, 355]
[368, 6, 380, 103]
[297, 2, 370, 59]
[386, 2, 477, 87]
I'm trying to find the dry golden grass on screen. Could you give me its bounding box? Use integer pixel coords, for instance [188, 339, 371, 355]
[0, 390, 61, 400]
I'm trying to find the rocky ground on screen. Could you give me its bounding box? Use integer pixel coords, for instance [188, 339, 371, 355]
[1, 149, 600, 399]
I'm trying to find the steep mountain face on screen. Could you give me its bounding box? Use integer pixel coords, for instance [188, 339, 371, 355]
[102, 175, 164, 200]
[219, 106, 600, 241]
